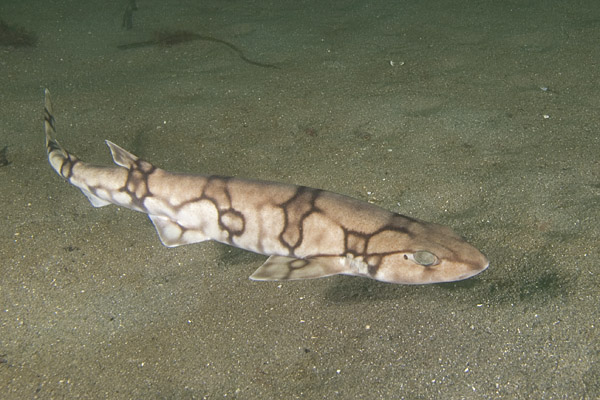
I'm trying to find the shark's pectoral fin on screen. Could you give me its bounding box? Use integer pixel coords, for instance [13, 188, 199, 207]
[250, 255, 345, 281]
[81, 188, 112, 207]
[149, 215, 209, 247]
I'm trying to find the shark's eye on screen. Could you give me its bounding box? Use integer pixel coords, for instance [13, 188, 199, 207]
[413, 250, 438, 266]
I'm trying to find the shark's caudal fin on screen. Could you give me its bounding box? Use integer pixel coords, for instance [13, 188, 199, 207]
[44, 89, 112, 207]
[44, 89, 67, 164]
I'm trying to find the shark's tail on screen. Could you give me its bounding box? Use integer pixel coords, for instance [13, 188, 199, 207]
[43, 89, 129, 208]
[44, 89, 61, 153]
[44, 89, 79, 177]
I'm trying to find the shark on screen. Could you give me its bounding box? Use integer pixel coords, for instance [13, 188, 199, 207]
[43, 89, 488, 284]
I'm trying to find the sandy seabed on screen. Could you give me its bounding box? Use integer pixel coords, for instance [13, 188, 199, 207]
[1, 0, 598, 398]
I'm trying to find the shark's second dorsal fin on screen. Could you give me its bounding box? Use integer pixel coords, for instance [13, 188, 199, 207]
[105, 140, 139, 168]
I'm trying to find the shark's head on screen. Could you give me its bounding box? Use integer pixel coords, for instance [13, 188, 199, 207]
[356, 219, 489, 285]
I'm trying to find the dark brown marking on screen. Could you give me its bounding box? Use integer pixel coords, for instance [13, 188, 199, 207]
[202, 176, 233, 209]
[118, 158, 156, 209]
[201, 176, 247, 242]
[277, 186, 322, 255]
[338, 220, 416, 276]
[46, 140, 62, 153]
[366, 255, 384, 275]
[220, 209, 245, 236]
[60, 156, 78, 180]
[344, 230, 369, 256]
[170, 176, 248, 242]
[44, 106, 56, 130]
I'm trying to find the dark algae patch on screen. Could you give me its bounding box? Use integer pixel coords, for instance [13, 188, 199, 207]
[121, 0, 138, 30]
[0, 146, 10, 167]
[117, 29, 278, 69]
[0, 20, 36, 47]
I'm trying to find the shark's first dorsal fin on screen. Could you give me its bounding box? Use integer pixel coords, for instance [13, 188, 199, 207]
[105, 140, 139, 168]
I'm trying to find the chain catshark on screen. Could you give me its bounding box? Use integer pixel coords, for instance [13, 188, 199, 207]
[43, 89, 488, 284]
